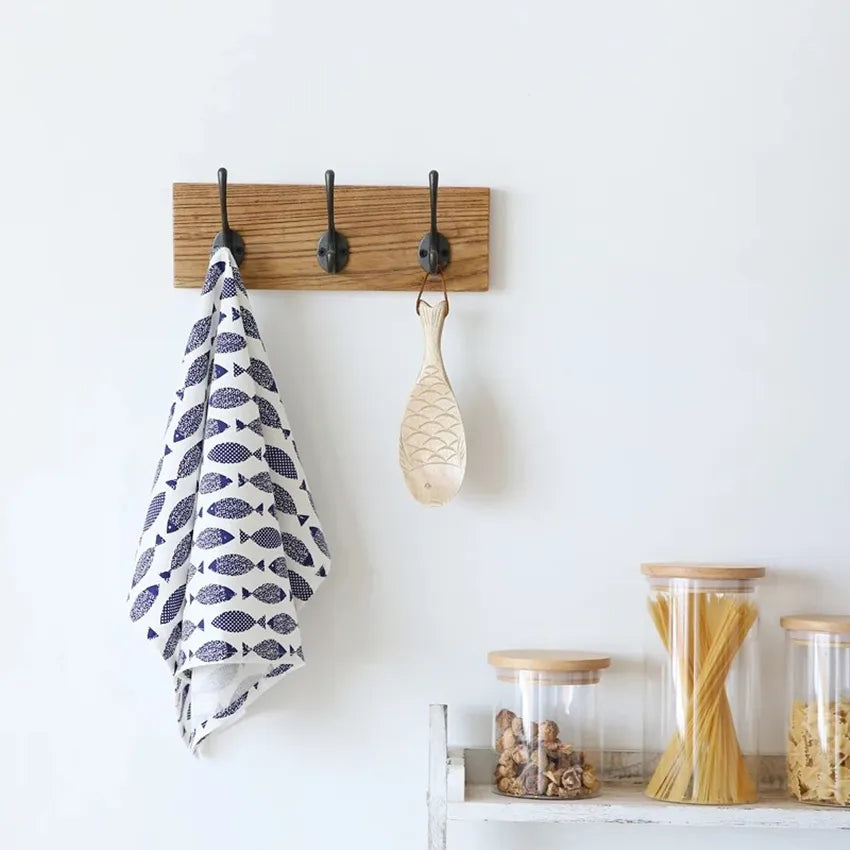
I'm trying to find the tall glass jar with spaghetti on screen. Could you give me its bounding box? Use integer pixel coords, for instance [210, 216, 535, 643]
[488, 650, 610, 799]
[780, 614, 850, 806]
[642, 563, 765, 804]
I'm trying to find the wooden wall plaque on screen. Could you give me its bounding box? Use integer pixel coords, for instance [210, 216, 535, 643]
[173, 182, 490, 291]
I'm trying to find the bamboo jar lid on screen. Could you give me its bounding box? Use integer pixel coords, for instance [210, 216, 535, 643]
[780, 614, 850, 634]
[487, 649, 611, 673]
[641, 563, 766, 580]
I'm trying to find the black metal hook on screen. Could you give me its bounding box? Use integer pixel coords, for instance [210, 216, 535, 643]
[211, 167, 245, 265]
[418, 170, 450, 274]
[317, 169, 349, 273]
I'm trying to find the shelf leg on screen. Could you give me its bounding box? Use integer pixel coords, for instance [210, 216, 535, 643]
[428, 704, 448, 850]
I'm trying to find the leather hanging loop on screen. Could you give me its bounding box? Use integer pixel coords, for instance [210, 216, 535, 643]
[416, 270, 449, 316]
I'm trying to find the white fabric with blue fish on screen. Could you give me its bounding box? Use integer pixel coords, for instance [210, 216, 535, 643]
[129, 248, 330, 750]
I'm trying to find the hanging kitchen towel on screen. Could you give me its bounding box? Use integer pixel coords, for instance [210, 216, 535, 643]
[129, 247, 330, 751]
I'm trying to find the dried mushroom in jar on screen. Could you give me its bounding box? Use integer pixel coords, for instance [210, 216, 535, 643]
[492, 710, 601, 799]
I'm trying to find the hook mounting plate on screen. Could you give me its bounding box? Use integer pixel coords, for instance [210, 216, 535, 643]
[317, 231, 350, 273]
[212, 230, 246, 266]
[418, 232, 450, 273]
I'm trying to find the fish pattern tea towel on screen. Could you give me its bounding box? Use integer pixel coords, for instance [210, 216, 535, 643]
[129, 248, 330, 751]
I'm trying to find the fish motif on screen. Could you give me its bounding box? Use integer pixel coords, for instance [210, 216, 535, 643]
[267, 613, 297, 635]
[181, 619, 204, 640]
[240, 307, 261, 339]
[267, 557, 288, 578]
[238, 471, 273, 493]
[254, 395, 283, 430]
[132, 539, 162, 587]
[210, 611, 266, 633]
[166, 441, 203, 489]
[150, 454, 164, 488]
[310, 526, 329, 557]
[193, 640, 238, 662]
[207, 443, 263, 464]
[242, 583, 286, 604]
[185, 315, 212, 353]
[273, 484, 297, 514]
[192, 584, 237, 605]
[300, 480, 316, 511]
[239, 527, 282, 549]
[202, 260, 226, 294]
[207, 498, 264, 520]
[265, 446, 297, 479]
[236, 417, 263, 436]
[162, 620, 183, 660]
[220, 276, 241, 298]
[200, 472, 232, 494]
[288, 572, 313, 602]
[195, 527, 235, 550]
[213, 691, 249, 719]
[173, 404, 205, 443]
[130, 585, 160, 621]
[143, 492, 166, 533]
[206, 554, 265, 576]
[160, 583, 187, 624]
[184, 352, 210, 389]
[267, 662, 295, 678]
[159, 531, 193, 581]
[215, 332, 247, 353]
[204, 418, 230, 439]
[242, 639, 286, 660]
[209, 387, 251, 409]
[281, 533, 313, 566]
[234, 358, 277, 391]
[167, 494, 196, 534]
[212, 364, 229, 381]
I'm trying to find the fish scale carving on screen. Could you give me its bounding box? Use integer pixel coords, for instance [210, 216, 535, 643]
[399, 300, 466, 505]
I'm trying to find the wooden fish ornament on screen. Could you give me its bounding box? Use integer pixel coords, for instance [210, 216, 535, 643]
[399, 298, 466, 505]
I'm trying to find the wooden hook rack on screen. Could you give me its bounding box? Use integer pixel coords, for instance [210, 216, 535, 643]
[173, 182, 490, 291]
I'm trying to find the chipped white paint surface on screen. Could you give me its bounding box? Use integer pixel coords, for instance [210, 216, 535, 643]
[450, 785, 850, 830]
[430, 706, 850, 833]
[428, 705, 448, 850]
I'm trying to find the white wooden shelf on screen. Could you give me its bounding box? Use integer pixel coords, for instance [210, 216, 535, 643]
[427, 705, 850, 848]
[450, 784, 850, 830]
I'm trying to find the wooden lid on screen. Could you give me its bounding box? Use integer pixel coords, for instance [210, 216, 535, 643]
[487, 650, 611, 673]
[641, 563, 766, 580]
[780, 614, 850, 634]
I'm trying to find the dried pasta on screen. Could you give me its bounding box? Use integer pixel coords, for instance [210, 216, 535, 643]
[646, 591, 758, 804]
[787, 700, 850, 806]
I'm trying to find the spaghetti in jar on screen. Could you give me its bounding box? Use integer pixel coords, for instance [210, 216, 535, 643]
[642, 563, 765, 804]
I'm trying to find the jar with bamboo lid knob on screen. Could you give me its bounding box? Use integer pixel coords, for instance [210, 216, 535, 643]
[641, 563, 766, 804]
[781, 614, 850, 806]
[487, 649, 610, 800]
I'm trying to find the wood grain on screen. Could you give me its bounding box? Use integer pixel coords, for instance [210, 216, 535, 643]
[173, 183, 490, 291]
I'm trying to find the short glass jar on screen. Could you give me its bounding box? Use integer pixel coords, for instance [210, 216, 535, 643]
[642, 563, 765, 804]
[487, 649, 610, 800]
[780, 614, 850, 807]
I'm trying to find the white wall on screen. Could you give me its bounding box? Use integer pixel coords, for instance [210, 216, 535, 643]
[3, 1, 850, 848]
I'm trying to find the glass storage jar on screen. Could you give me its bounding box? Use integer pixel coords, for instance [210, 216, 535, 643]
[487, 649, 609, 800]
[642, 563, 765, 804]
[780, 614, 850, 806]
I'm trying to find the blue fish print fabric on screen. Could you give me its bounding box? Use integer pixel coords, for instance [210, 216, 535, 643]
[129, 248, 330, 751]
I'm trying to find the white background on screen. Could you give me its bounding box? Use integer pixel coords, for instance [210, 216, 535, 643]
[2, 1, 850, 848]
